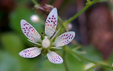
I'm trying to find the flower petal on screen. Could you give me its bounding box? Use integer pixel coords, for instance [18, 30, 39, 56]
[47, 51, 63, 64]
[45, 8, 58, 38]
[55, 31, 75, 47]
[21, 19, 41, 42]
[19, 47, 41, 58]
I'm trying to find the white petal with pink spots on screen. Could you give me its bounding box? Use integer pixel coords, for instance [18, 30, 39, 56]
[19, 47, 41, 58]
[19, 8, 75, 64]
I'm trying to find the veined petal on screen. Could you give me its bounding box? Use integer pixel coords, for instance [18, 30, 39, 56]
[21, 19, 41, 42]
[19, 47, 41, 58]
[45, 8, 58, 38]
[47, 51, 63, 64]
[55, 31, 75, 47]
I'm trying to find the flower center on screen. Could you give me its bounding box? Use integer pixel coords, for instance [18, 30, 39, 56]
[42, 36, 50, 48]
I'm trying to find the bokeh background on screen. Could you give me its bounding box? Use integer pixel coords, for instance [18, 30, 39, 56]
[0, 0, 113, 71]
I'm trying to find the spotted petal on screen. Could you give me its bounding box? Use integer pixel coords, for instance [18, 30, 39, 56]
[45, 8, 58, 38]
[19, 47, 41, 58]
[55, 31, 75, 47]
[47, 51, 63, 64]
[21, 19, 41, 42]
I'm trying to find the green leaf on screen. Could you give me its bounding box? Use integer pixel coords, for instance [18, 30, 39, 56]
[0, 33, 25, 57]
[0, 50, 21, 71]
[0, 33, 41, 71]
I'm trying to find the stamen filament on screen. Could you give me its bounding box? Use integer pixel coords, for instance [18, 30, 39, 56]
[28, 39, 41, 46]
[51, 28, 60, 41]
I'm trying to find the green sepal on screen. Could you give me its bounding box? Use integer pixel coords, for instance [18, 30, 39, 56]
[41, 49, 48, 56]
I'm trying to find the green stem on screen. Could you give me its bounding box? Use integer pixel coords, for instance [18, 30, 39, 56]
[87, 0, 91, 5]
[32, 0, 40, 7]
[58, 17, 69, 71]
[58, 17, 63, 23]
[66, 46, 97, 64]
[30, 0, 113, 70]
[85, 65, 97, 71]
[99, 63, 113, 69]
[63, 0, 99, 26]
[58, 17, 68, 34]
[65, 46, 113, 70]
[63, 46, 69, 71]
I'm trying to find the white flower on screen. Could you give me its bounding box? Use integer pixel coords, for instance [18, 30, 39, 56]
[19, 8, 75, 64]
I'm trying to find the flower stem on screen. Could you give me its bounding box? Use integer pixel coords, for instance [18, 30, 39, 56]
[63, 0, 99, 26]
[30, 0, 113, 70]
[86, 0, 91, 5]
[63, 46, 69, 71]
[32, 0, 40, 7]
[58, 17, 68, 31]
[85, 65, 97, 71]
[65, 46, 113, 70]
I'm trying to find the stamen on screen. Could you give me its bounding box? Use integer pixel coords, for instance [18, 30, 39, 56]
[51, 28, 60, 40]
[28, 39, 41, 46]
[41, 32, 44, 40]
[41, 32, 43, 34]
